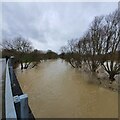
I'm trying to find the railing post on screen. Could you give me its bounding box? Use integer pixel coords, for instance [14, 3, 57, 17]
[20, 94, 29, 119]
[14, 94, 29, 119]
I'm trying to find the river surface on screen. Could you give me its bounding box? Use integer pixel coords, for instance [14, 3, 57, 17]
[16, 59, 118, 118]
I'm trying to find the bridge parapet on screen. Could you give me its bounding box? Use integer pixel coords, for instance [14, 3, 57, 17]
[5, 59, 17, 118]
[5, 58, 30, 119]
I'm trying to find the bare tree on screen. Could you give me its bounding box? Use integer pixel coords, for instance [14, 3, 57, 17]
[2, 36, 33, 69]
[66, 39, 82, 68]
[101, 10, 120, 82]
[60, 9, 120, 83]
[76, 16, 104, 72]
[3, 36, 32, 52]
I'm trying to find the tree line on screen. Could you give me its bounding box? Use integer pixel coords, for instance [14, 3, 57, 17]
[60, 9, 120, 83]
[2, 36, 58, 70]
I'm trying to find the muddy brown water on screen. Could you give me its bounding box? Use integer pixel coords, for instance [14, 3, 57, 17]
[15, 59, 118, 118]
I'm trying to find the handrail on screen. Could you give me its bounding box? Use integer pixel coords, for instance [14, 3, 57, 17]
[5, 59, 17, 119]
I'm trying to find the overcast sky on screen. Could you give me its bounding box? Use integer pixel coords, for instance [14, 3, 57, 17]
[2, 2, 118, 53]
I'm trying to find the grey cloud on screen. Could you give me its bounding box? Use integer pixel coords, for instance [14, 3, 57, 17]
[2, 2, 118, 52]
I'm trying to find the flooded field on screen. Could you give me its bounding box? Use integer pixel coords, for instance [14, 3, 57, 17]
[16, 59, 118, 118]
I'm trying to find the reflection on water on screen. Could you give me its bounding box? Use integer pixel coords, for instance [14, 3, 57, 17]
[16, 59, 118, 118]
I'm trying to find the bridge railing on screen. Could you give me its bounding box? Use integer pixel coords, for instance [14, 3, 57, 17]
[5, 59, 17, 119]
[5, 58, 29, 119]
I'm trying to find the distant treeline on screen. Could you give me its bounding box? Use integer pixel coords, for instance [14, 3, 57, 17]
[2, 49, 58, 61]
[60, 51, 120, 62]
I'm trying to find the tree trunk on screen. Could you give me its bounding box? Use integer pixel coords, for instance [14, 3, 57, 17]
[109, 73, 115, 83]
[92, 63, 97, 72]
[69, 60, 76, 68]
[20, 62, 23, 70]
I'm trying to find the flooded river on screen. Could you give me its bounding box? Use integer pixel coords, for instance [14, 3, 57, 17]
[16, 59, 118, 118]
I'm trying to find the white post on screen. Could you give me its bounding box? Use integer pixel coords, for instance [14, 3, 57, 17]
[20, 94, 29, 119]
[14, 94, 29, 119]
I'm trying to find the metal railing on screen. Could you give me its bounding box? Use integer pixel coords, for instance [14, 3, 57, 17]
[5, 58, 29, 119]
[5, 59, 17, 119]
